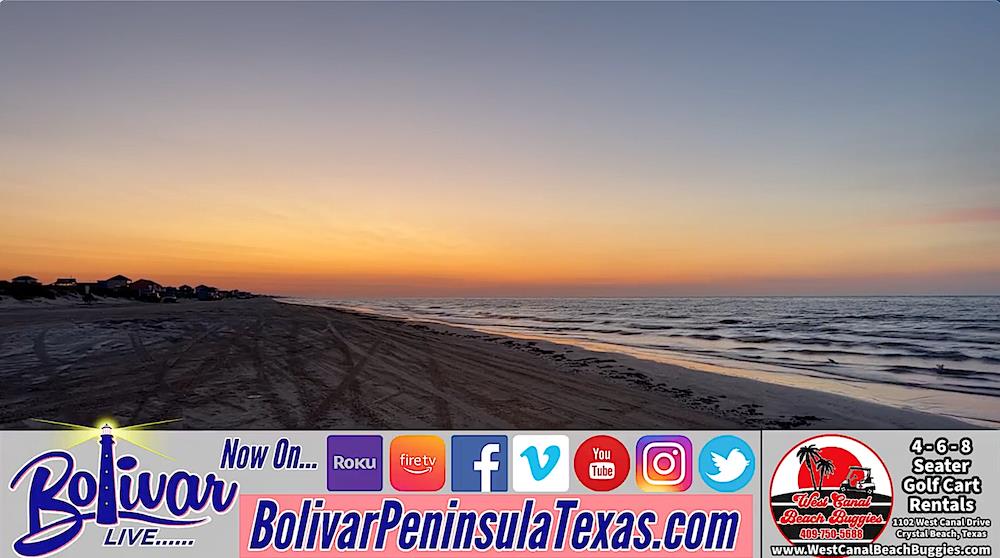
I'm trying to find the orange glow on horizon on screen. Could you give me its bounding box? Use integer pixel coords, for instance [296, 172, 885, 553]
[3, 200, 997, 297]
[1, 1, 999, 297]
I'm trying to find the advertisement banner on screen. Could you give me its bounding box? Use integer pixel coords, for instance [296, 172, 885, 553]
[0, 428, 996, 557]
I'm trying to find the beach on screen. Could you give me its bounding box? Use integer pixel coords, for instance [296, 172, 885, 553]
[0, 298, 976, 430]
[305, 297, 1000, 427]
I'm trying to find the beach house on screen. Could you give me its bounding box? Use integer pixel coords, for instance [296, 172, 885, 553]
[12, 275, 40, 285]
[195, 284, 220, 301]
[105, 275, 131, 289]
[53, 278, 77, 287]
[131, 279, 163, 298]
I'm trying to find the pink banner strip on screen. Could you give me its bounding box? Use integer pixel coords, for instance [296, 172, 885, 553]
[239, 493, 753, 557]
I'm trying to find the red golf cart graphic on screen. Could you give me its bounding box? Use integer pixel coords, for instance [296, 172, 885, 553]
[770, 434, 893, 550]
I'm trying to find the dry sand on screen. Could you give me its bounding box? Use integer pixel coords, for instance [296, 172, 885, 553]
[0, 298, 973, 429]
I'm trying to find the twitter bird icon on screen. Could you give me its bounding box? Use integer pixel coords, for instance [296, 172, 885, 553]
[698, 435, 755, 492]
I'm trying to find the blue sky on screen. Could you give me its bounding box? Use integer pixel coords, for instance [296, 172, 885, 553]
[1, 1, 998, 295]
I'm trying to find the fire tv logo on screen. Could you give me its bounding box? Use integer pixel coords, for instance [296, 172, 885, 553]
[389, 435, 445, 491]
[574, 435, 629, 491]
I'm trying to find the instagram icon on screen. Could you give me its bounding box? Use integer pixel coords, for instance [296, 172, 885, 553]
[636, 435, 692, 492]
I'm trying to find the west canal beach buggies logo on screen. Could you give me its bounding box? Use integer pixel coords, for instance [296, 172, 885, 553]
[8, 420, 239, 557]
[770, 434, 892, 551]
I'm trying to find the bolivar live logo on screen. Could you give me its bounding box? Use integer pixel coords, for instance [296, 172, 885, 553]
[770, 434, 893, 551]
[8, 425, 238, 557]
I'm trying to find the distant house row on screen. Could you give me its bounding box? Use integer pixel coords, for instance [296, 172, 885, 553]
[6, 274, 254, 303]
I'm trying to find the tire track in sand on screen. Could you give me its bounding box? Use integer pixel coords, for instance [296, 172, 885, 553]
[245, 315, 301, 429]
[127, 324, 224, 425]
[33, 329, 53, 368]
[307, 322, 383, 425]
[423, 349, 454, 429]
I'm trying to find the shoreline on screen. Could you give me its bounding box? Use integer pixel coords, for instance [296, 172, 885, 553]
[293, 302, 979, 430]
[283, 298, 998, 428]
[0, 298, 977, 429]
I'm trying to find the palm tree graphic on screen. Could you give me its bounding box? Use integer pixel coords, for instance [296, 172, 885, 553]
[795, 444, 823, 491]
[816, 457, 836, 489]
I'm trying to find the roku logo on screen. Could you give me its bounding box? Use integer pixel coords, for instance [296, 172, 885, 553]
[327, 435, 383, 491]
[332, 455, 378, 470]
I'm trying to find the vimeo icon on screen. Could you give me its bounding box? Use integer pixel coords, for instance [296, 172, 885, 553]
[512, 435, 569, 492]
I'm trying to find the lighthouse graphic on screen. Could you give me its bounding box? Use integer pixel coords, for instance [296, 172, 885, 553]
[96, 424, 119, 525]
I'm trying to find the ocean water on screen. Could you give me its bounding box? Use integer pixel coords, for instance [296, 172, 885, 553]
[288, 297, 1000, 424]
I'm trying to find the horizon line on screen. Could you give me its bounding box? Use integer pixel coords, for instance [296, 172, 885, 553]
[282, 293, 1000, 299]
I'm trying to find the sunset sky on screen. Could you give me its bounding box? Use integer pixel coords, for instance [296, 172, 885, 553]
[1, 2, 998, 296]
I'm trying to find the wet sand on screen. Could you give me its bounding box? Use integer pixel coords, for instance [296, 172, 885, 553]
[0, 298, 973, 429]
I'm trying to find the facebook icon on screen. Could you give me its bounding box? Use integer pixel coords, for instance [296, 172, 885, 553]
[451, 435, 508, 492]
